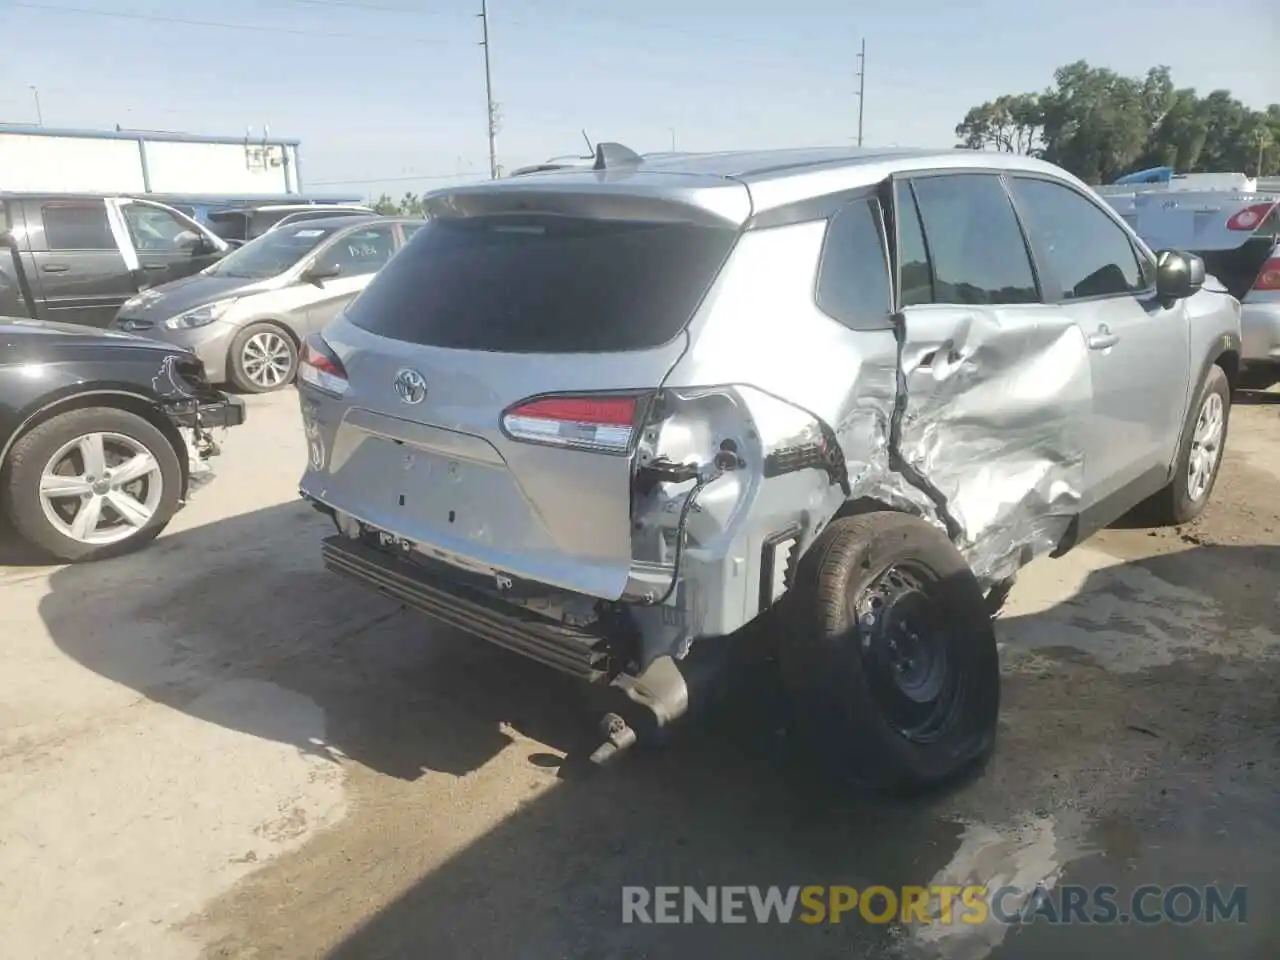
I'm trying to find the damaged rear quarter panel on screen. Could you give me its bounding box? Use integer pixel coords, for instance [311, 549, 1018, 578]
[647, 216, 1090, 650]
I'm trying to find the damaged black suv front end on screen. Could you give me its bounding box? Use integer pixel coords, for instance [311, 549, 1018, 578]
[0, 318, 246, 504]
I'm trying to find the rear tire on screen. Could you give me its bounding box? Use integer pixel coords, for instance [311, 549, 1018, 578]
[778, 512, 1000, 795]
[227, 322, 298, 394]
[2, 407, 183, 562]
[1142, 364, 1231, 526]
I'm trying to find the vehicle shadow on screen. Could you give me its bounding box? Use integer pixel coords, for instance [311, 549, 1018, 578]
[0, 514, 49, 567]
[1233, 387, 1280, 405]
[34, 506, 1280, 958]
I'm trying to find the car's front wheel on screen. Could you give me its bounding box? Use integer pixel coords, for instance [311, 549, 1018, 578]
[2, 407, 183, 562]
[1142, 363, 1231, 526]
[779, 511, 1000, 795]
[228, 322, 298, 393]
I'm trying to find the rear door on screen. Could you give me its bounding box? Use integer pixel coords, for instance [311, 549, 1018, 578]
[114, 199, 225, 288]
[1007, 175, 1190, 503]
[23, 198, 138, 327]
[301, 223, 397, 333]
[887, 171, 1092, 549]
[306, 205, 740, 599]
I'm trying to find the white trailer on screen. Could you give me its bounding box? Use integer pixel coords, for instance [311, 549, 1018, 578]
[0, 123, 306, 197]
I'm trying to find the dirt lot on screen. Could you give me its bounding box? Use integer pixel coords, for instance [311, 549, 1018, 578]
[1, 387, 1278, 960]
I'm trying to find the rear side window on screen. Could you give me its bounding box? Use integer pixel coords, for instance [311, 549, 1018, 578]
[909, 174, 1039, 305]
[1010, 176, 1147, 299]
[815, 199, 892, 330]
[42, 203, 116, 250]
[345, 214, 738, 353]
[894, 182, 934, 306]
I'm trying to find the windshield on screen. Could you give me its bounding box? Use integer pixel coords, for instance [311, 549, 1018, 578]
[204, 225, 338, 279]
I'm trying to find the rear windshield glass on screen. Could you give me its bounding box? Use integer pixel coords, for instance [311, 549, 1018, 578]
[344, 213, 737, 353]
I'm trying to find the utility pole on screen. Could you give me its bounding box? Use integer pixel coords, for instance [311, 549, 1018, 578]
[854, 39, 866, 147]
[29, 85, 42, 126]
[1256, 129, 1271, 178]
[478, 0, 498, 179]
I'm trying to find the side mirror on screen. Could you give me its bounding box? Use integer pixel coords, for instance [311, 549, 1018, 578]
[303, 262, 342, 285]
[1154, 249, 1205, 305]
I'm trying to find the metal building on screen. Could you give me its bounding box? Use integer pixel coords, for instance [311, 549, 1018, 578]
[0, 123, 316, 197]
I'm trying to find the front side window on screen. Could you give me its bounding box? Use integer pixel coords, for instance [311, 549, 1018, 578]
[313, 225, 396, 277]
[815, 198, 892, 330]
[1010, 176, 1147, 299]
[42, 202, 115, 251]
[908, 174, 1039, 306]
[122, 203, 198, 253]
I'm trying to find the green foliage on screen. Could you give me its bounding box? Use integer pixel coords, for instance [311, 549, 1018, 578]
[369, 191, 427, 217]
[955, 61, 1279, 183]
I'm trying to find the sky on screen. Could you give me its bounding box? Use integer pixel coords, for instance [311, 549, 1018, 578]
[1, 0, 1277, 200]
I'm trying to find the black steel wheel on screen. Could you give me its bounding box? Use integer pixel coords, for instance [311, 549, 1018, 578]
[779, 511, 1000, 795]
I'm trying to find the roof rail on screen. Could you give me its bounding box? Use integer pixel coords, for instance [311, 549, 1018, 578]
[593, 141, 643, 171]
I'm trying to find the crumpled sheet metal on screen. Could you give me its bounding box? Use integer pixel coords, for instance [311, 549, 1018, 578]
[835, 309, 1088, 588]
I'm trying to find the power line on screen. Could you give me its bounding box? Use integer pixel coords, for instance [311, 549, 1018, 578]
[9, 1, 454, 44]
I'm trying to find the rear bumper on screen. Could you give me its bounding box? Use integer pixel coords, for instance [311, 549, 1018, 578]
[321, 533, 613, 682]
[1240, 299, 1280, 365]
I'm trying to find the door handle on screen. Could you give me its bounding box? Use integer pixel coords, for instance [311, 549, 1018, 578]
[41, 263, 69, 273]
[143, 264, 168, 271]
[1087, 325, 1120, 350]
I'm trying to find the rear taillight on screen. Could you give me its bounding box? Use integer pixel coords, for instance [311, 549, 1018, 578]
[1226, 202, 1277, 231]
[1251, 258, 1280, 292]
[500, 393, 647, 455]
[298, 334, 349, 395]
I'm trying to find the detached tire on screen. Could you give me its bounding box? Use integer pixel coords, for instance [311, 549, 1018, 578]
[779, 512, 999, 795]
[2, 407, 183, 562]
[1141, 364, 1231, 526]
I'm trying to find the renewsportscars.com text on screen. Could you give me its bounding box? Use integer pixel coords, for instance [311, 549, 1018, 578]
[621, 884, 1248, 926]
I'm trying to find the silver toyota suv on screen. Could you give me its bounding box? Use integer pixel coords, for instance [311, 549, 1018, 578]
[296, 144, 1242, 793]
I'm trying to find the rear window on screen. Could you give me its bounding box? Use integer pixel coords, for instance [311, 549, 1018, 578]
[345, 213, 737, 353]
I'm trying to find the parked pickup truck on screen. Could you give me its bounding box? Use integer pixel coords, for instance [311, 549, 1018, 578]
[1, 193, 229, 329]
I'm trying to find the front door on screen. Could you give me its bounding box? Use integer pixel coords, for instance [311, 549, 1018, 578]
[24, 198, 137, 327]
[302, 223, 398, 333]
[1006, 175, 1190, 506]
[115, 199, 225, 288]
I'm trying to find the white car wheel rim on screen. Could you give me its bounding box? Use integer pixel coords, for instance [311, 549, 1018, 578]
[38, 432, 163, 545]
[1186, 391, 1224, 502]
[242, 331, 293, 388]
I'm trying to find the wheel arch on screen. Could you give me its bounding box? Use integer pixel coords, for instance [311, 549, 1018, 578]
[0, 389, 189, 494]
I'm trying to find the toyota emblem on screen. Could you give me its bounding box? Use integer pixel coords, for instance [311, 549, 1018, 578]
[393, 368, 428, 405]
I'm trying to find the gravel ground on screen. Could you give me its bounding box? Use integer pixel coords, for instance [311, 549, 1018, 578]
[1, 386, 1277, 960]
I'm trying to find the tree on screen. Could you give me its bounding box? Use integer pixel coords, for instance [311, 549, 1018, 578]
[955, 61, 1280, 182]
[370, 192, 427, 216]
